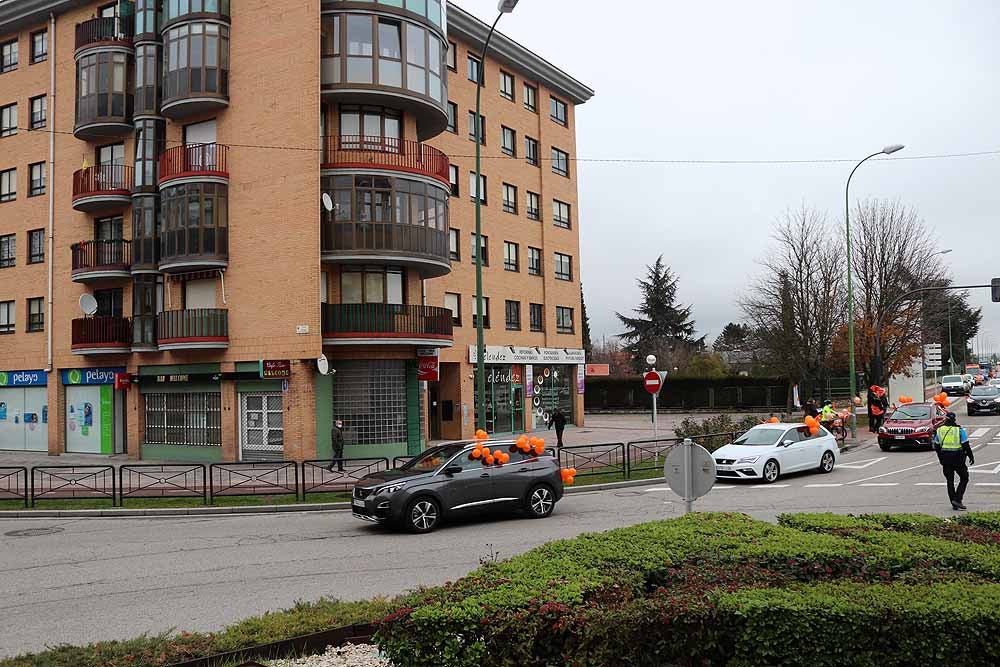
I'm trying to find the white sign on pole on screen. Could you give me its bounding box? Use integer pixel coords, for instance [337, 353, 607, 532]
[469, 345, 586, 365]
[663, 439, 716, 514]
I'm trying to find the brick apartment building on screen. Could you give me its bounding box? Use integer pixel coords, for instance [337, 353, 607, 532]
[0, 0, 593, 462]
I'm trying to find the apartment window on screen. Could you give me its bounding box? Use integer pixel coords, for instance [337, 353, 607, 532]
[448, 164, 459, 197]
[445, 292, 461, 326]
[377, 18, 402, 88]
[527, 192, 541, 220]
[0, 169, 14, 202]
[505, 300, 521, 330]
[503, 241, 519, 272]
[501, 126, 516, 157]
[525, 136, 539, 166]
[339, 105, 401, 148]
[524, 83, 537, 112]
[530, 303, 544, 332]
[555, 252, 573, 281]
[502, 183, 518, 214]
[27, 297, 44, 332]
[528, 246, 542, 276]
[28, 162, 46, 197]
[29, 95, 46, 129]
[1, 40, 17, 74]
[31, 31, 47, 64]
[550, 96, 568, 125]
[468, 111, 485, 144]
[500, 71, 514, 101]
[448, 228, 460, 261]
[447, 41, 457, 70]
[0, 234, 14, 267]
[471, 233, 489, 266]
[553, 199, 571, 228]
[341, 266, 405, 305]
[468, 171, 487, 203]
[446, 101, 457, 133]
[467, 55, 481, 84]
[556, 306, 575, 334]
[473, 296, 490, 328]
[28, 229, 44, 264]
[0, 301, 13, 334]
[0, 103, 15, 137]
[552, 148, 570, 177]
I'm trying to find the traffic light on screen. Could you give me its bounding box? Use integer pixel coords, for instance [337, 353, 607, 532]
[993, 278, 1000, 303]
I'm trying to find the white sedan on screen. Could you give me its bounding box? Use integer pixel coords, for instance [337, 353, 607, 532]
[712, 423, 840, 483]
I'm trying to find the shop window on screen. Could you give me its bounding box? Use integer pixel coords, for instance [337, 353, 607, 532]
[144, 393, 222, 446]
[331, 360, 408, 446]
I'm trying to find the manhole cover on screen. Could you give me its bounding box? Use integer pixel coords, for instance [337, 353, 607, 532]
[4, 526, 65, 538]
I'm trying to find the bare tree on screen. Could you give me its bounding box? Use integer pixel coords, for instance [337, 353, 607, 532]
[739, 206, 846, 403]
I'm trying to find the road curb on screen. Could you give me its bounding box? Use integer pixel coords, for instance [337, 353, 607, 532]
[0, 502, 353, 519]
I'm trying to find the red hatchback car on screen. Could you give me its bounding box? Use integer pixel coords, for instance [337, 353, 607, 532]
[878, 402, 948, 451]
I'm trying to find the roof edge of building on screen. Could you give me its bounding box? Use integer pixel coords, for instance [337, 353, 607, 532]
[446, 2, 595, 106]
[0, 0, 85, 34]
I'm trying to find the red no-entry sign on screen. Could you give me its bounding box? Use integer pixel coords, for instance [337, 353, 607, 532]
[644, 370, 663, 395]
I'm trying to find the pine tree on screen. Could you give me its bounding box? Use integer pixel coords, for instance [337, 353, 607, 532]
[581, 284, 593, 357]
[616, 256, 701, 373]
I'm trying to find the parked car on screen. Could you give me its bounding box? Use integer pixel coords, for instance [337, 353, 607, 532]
[351, 441, 563, 533]
[712, 423, 839, 484]
[878, 402, 948, 451]
[988, 378, 1000, 388]
[941, 375, 968, 396]
[968, 385, 1000, 416]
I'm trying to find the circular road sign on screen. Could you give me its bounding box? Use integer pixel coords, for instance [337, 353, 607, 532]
[663, 440, 716, 501]
[643, 370, 662, 395]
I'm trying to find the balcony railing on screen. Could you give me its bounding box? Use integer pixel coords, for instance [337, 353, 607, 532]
[322, 136, 450, 185]
[71, 239, 132, 278]
[72, 165, 133, 200]
[72, 317, 132, 352]
[75, 17, 133, 50]
[159, 143, 230, 185]
[157, 309, 229, 349]
[321, 222, 449, 263]
[321, 304, 453, 342]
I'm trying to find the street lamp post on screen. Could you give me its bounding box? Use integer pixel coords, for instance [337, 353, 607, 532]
[845, 143, 904, 438]
[475, 0, 520, 431]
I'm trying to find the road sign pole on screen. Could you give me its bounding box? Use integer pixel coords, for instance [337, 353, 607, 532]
[683, 438, 693, 515]
[652, 390, 658, 440]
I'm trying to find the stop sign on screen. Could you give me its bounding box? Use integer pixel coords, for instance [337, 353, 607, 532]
[643, 370, 663, 395]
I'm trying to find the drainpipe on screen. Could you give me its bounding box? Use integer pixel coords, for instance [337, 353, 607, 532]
[45, 12, 56, 372]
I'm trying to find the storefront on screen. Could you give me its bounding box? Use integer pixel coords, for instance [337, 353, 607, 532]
[138, 364, 224, 462]
[62, 367, 127, 455]
[236, 360, 288, 462]
[0, 370, 49, 452]
[472, 364, 525, 434]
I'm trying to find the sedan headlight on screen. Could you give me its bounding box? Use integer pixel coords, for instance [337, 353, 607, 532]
[376, 483, 405, 496]
[879, 426, 888, 433]
[736, 456, 760, 464]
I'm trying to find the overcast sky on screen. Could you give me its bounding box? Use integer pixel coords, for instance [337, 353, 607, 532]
[456, 0, 1000, 359]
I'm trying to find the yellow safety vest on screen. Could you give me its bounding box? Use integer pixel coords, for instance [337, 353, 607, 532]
[937, 425, 962, 450]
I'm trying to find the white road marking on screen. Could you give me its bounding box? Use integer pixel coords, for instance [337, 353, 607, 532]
[714, 485, 735, 489]
[975, 483, 1000, 486]
[642, 487, 670, 492]
[837, 456, 887, 470]
[752, 484, 789, 489]
[845, 440, 990, 485]
[805, 483, 844, 487]
[970, 428, 990, 439]
[968, 461, 1000, 474]
[860, 483, 899, 487]
[915, 482, 946, 486]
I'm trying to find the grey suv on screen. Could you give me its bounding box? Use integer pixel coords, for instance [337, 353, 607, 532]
[352, 440, 564, 533]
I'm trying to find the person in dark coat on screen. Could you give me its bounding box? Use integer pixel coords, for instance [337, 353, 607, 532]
[934, 412, 974, 511]
[549, 409, 568, 447]
[803, 399, 820, 420]
[868, 386, 889, 433]
[328, 420, 345, 471]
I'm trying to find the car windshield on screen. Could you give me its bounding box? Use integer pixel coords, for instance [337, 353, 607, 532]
[732, 428, 782, 446]
[971, 387, 1000, 397]
[943, 375, 962, 383]
[889, 405, 931, 420]
[401, 444, 466, 471]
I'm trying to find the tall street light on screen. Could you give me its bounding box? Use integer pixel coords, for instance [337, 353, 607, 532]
[845, 143, 904, 438]
[933, 249, 956, 374]
[475, 0, 520, 431]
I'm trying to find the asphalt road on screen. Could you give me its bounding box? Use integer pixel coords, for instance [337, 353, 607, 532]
[2, 402, 999, 657]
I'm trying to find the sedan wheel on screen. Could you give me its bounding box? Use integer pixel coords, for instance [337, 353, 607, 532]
[761, 459, 780, 484]
[819, 450, 835, 473]
[526, 484, 555, 518]
[406, 498, 440, 533]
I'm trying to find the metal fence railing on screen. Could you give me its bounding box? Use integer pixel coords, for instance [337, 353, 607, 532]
[209, 462, 299, 503]
[31, 466, 116, 507]
[626, 432, 737, 476]
[302, 458, 391, 497]
[120, 464, 208, 506]
[392, 456, 414, 468]
[557, 443, 627, 480]
[0, 467, 28, 508]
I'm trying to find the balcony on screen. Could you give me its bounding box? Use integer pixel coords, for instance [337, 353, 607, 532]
[72, 165, 133, 213]
[322, 136, 449, 186]
[71, 240, 132, 283]
[321, 303, 453, 348]
[75, 17, 133, 53]
[157, 309, 229, 351]
[159, 143, 230, 187]
[321, 222, 450, 278]
[72, 317, 132, 355]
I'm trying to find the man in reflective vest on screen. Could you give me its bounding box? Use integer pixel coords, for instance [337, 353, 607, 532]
[933, 412, 974, 511]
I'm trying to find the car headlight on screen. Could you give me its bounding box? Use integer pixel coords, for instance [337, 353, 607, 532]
[736, 456, 759, 464]
[993, 397, 1000, 403]
[879, 426, 887, 433]
[376, 483, 405, 496]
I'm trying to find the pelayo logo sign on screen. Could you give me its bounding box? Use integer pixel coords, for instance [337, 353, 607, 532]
[0, 370, 48, 386]
[0, 372, 7, 386]
[62, 368, 125, 386]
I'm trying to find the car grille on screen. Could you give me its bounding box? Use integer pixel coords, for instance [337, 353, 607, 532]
[716, 470, 739, 477]
[715, 458, 735, 465]
[886, 427, 915, 435]
[977, 401, 995, 407]
[353, 487, 374, 500]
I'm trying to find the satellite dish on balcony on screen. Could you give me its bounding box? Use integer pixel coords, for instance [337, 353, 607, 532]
[79, 294, 98, 316]
[316, 354, 330, 376]
[321, 193, 334, 213]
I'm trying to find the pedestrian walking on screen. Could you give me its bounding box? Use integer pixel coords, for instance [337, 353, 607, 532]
[327, 419, 346, 472]
[933, 412, 974, 511]
[549, 409, 567, 448]
[803, 398, 820, 420]
[868, 386, 888, 433]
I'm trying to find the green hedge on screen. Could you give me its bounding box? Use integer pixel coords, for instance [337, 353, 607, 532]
[377, 513, 1000, 667]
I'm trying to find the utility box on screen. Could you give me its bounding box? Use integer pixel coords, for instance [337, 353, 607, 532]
[888, 356, 926, 406]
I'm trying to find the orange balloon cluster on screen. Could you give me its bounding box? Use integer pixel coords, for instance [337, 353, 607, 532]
[898, 396, 914, 404]
[767, 416, 781, 424]
[803, 415, 821, 436]
[560, 467, 577, 485]
[475, 429, 489, 441]
[470, 441, 511, 466]
[932, 392, 952, 408]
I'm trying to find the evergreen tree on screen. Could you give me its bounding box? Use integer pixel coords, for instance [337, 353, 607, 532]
[581, 284, 593, 357]
[713, 322, 752, 352]
[616, 256, 701, 373]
